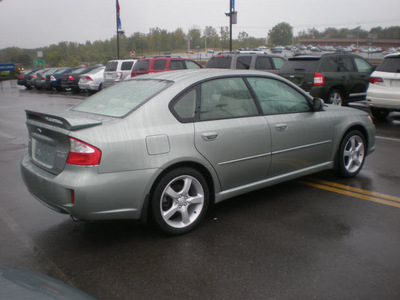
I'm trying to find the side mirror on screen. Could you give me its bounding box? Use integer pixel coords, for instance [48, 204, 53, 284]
[312, 97, 325, 111]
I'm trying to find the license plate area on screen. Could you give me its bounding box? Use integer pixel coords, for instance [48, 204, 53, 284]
[390, 80, 400, 87]
[32, 138, 56, 168]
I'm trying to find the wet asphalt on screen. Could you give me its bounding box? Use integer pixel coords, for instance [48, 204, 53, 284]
[1, 81, 400, 299]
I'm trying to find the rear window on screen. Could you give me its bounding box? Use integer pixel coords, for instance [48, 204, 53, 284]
[205, 56, 232, 68]
[170, 60, 185, 70]
[376, 57, 400, 73]
[105, 61, 118, 71]
[132, 60, 150, 71]
[279, 58, 319, 73]
[121, 61, 134, 71]
[71, 79, 171, 117]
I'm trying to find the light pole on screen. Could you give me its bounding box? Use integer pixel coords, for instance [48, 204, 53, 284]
[225, 0, 237, 52]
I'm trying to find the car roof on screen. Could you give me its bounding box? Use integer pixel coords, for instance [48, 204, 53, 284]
[385, 53, 400, 58]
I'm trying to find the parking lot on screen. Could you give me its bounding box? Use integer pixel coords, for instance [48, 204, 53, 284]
[1, 82, 400, 299]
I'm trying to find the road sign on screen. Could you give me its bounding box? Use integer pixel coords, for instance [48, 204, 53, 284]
[33, 60, 45, 66]
[130, 51, 136, 57]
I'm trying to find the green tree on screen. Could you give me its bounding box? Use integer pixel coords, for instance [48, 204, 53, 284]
[268, 22, 293, 46]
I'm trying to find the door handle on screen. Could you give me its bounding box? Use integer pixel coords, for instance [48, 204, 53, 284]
[201, 132, 218, 141]
[275, 123, 288, 131]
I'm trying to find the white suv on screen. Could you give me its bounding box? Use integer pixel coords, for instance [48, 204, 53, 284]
[367, 53, 400, 119]
[103, 59, 137, 88]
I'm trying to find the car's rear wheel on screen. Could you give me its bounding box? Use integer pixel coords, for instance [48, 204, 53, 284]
[328, 89, 344, 106]
[336, 130, 366, 177]
[370, 107, 389, 120]
[150, 167, 209, 235]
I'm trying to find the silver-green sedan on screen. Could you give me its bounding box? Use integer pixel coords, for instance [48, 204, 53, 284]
[21, 69, 375, 235]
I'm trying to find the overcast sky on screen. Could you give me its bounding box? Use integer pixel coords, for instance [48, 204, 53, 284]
[0, 0, 399, 49]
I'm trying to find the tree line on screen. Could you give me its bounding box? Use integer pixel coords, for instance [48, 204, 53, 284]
[0, 24, 399, 68]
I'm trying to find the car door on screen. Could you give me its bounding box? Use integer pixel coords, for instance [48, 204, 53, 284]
[193, 77, 272, 191]
[246, 77, 334, 177]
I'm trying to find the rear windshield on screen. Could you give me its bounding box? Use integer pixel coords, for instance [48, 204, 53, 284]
[71, 79, 171, 117]
[86, 67, 105, 74]
[376, 57, 400, 73]
[279, 58, 320, 73]
[205, 56, 232, 68]
[132, 60, 150, 71]
[105, 61, 118, 71]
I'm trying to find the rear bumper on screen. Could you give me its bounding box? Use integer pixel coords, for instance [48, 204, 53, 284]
[20, 154, 156, 220]
[367, 89, 400, 110]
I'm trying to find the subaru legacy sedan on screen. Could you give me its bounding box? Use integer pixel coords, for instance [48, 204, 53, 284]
[21, 69, 375, 235]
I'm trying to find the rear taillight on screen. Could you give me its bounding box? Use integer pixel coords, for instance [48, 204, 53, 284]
[66, 137, 101, 166]
[19, 75, 25, 79]
[85, 76, 93, 82]
[32, 75, 37, 79]
[369, 77, 383, 84]
[115, 72, 122, 82]
[50, 75, 56, 81]
[313, 72, 325, 86]
[68, 75, 74, 81]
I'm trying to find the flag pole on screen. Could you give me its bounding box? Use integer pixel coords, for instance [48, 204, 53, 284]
[116, 0, 120, 59]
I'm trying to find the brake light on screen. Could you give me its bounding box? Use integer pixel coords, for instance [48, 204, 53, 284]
[115, 72, 122, 82]
[19, 75, 25, 79]
[50, 75, 56, 81]
[85, 76, 93, 82]
[369, 77, 383, 84]
[68, 75, 74, 81]
[313, 72, 325, 86]
[32, 75, 37, 79]
[67, 137, 101, 166]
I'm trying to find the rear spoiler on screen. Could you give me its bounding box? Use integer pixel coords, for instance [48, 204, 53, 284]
[25, 110, 102, 130]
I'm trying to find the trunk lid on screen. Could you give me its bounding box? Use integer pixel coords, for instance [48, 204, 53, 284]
[25, 110, 102, 174]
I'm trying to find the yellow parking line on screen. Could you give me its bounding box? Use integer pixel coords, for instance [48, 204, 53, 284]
[298, 179, 400, 209]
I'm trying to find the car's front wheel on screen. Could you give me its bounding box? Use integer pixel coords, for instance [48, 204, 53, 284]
[336, 130, 366, 177]
[328, 89, 344, 106]
[150, 168, 209, 235]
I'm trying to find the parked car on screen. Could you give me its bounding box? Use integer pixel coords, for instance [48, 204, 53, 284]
[20, 69, 375, 235]
[205, 52, 285, 73]
[17, 69, 41, 89]
[45, 67, 78, 91]
[34, 68, 58, 90]
[366, 53, 400, 119]
[78, 66, 105, 93]
[130, 56, 202, 77]
[61, 66, 98, 92]
[103, 59, 137, 88]
[278, 53, 374, 105]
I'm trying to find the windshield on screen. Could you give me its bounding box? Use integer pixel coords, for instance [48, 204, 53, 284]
[71, 79, 171, 117]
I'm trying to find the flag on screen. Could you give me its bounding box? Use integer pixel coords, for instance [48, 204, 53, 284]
[116, 0, 121, 30]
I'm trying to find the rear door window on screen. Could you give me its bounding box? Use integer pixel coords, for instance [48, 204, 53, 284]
[338, 57, 355, 72]
[255, 57, 273, 70]
[121, 61, 134, 70]
[132, 60, 150, 71]
[170, 60, 185, 70]
[320, 57, 339, 72]
[153, 60, 167, 70]
[236, 56, 252, 69]
[206, 56, 232, 68]
[271, 57, 286, 69]
[185, 61, 202, 69]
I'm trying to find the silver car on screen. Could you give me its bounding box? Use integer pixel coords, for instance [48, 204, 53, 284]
[20, 69, 375, 235]
[78, 66, 105, 93]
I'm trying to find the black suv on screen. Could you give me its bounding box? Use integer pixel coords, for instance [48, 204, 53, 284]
[278, 53, 374, 105]
[205, 52, 286, 73]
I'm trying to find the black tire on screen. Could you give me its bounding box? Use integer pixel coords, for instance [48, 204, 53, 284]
[336, 130, 366, 178]
[150, 167, 209, 235]
[328, 89, 344, 106]
[370, 107, 389, 120]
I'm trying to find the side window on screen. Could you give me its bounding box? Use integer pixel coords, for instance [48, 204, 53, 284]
[200, 77, 258, 120]
[255, 57, 273, 70]
[170, 60, 185, 70]
[172, 89, 196, 120]
[236, 56, 252, 69]
[121, 61, 134, 70]
[271, 57, 285, 70]
[320, 58, 339, 72]
[247, 77, 310, 115]
[338, 57, 355, 72]
[153, 60, 167, 70]
[354, 57, 373, 73]
[185, 61, 201, 69]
